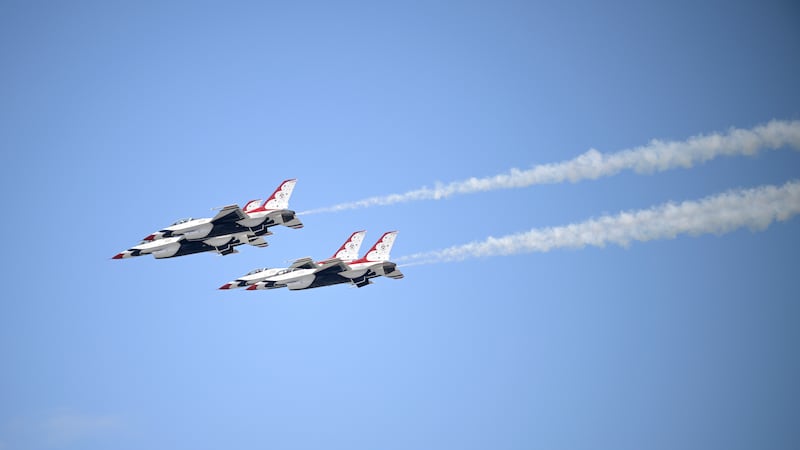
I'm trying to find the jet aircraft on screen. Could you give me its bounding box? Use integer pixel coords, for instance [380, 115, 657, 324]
[141, 179, 302, 242]
[245, 231, 403, 291]
[218, 230, 367, 289]
[112, 179, 302, 259]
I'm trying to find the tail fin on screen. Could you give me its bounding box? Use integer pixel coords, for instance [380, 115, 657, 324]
[262, 179, 297, 211]
[330, 230, 366, 261]
[243, 199, 262, 214]
[362, 231, 398, 262]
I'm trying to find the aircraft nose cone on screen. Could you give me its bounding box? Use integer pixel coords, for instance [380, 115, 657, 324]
[246, 285, 258, 290]
[219, 283, 233, 290]
[142, 234, 156, 241]
[112, 253, 125, 259]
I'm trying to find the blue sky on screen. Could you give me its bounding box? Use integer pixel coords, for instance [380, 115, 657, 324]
[1, 1, 799, 449]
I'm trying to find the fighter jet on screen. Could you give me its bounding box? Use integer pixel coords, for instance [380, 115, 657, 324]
[246, 231, 403, 291]
[218, 230, 367, 289]
[112, 179, 302, 260]
[141, 179, 302, 242]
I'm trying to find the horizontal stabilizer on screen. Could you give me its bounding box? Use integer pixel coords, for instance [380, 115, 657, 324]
[373, 262, 404, 279]
[384, 268, 404, 279]
[279, 211, 304, 229]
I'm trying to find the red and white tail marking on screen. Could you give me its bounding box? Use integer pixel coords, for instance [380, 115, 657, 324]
[245, 179, 298, 214]
[262, 179, 297, 211]
[330, 231, 366, 261]
[243, 199, 262, 214]
[358, 231, 398, 263]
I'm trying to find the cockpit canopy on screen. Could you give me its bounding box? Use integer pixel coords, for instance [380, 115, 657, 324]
[170, 217, 194, 226]
[246, 268, 270, 275]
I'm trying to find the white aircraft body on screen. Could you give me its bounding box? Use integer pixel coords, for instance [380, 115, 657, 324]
[218, 231, 367, 289]
[112, 179, 302, 260]
[246, 231, 403, 291]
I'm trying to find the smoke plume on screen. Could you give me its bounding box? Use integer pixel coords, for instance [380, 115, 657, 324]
[301, 120, 800, 215]
[397, 180, 800, 265]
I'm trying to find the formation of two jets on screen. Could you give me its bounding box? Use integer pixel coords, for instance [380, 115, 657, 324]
[219, 230, 403, 291]
[112, 179, 403, 291]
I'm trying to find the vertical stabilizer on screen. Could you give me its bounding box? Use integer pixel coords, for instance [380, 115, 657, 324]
[243, 199, 262, 213]
[262, 179, 297, 210]
[362, 231, 398, 262]
[331, 231, 366, 261]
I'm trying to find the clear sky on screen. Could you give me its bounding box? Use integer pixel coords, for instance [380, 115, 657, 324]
[1, 1, 799, 449]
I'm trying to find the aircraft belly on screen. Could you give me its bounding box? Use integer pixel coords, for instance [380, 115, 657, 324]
[304, 272, 351, 289]
[209, 221, 246, 237]
[206, 222, 272, 240]
[339, 268, 368, 280]
[203, 235, 234, 247]
[182, 223, 213, 240]
[173, 240, 215, 257]
[286, 274, 316, 290]
[151, 242, 181, 258]
[174, 237, 243, 257]
[237, 217, 266, 228]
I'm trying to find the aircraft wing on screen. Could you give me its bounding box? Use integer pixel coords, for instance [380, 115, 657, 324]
[289, 257, 318, 270]
[210, 204, 247, 223]
[315, 258, 350, 274]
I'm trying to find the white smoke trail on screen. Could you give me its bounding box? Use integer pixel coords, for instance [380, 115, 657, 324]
[396, 180, 800, 265]
[301, 120, 800, 215]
